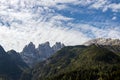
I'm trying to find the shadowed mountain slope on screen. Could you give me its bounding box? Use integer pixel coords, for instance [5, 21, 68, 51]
[29, 44, 120, 80]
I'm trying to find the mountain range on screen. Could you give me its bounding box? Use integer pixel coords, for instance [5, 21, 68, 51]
[21, 38, 120, 80]
[0, 38, 120, 80]
[21, 42, 64, 67]
[29, 44, 120, 80]
[0, 41, 64, 80]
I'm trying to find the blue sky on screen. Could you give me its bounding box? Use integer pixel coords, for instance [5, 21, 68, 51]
[0, 0, 120, 51]
[56, 2, 120, 26]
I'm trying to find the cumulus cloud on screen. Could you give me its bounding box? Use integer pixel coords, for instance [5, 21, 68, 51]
[108, 3, 120, 12]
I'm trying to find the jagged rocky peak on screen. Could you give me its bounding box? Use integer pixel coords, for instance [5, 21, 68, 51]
[84, 38, 120, 46]
[22, 42, 36, 52]
[38, 42, 50, 48]
[7, 50, 20, 56]
[52, 42, 65, 52]
[20, 41, 65, 67]
[0, 45, 6, 54]
[21, 42, 38, 67]
[8, 49, 18, 54]
[37, 42, 53, 54]
[37, 42, 54, 57]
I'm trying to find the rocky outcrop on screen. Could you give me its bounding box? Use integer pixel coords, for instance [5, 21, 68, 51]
[21, 42, 65, 67]
[52, 42, 65, 52]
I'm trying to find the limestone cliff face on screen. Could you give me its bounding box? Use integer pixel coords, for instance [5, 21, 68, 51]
[21, 42, 64, 67]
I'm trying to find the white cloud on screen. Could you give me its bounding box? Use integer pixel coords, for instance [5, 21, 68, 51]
[107, 30, 120, 39]
[0, 22, 89, 52]
[90, 0, 108, 9]
[52, 15, 73, 21]
[112, 16, 117, 20]
[89, 0, 120, 12]
[55, 4, 68, 10]
[68, 23, 120, 40]
[108, 3, 120, 12]
[0, 0, 120, 52]
[0, 0, 90, 52]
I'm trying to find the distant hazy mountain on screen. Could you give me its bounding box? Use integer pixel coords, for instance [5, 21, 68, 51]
[21, 42, 65, 67]
[84, 38, 120, 54]
[84, 38, 120, 46]
[0, 45, 29, 80]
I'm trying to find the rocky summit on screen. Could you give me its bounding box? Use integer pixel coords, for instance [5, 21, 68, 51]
[21, 42, 65, 67]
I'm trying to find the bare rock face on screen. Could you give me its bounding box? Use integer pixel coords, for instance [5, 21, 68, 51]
[37, 42, 54, 60]
[84, 38, 120, 46]
[52, 42, 65, 52]
[21, 42, 39, 67]
[21, 42, 65, 67]
[22, 42, 36, 53]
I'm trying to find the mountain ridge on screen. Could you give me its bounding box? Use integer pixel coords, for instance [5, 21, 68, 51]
[84, 38, 120, 46]
[0, 38, 120, 80]
[29, 44, 120, 80]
